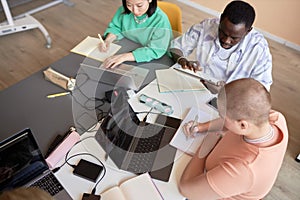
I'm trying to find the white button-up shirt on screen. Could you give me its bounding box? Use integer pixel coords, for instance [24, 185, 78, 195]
[171, 18, 273, 91]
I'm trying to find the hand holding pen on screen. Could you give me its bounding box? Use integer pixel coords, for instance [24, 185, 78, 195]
[98, 34, 108, 52]
[183, 114, 200, 139]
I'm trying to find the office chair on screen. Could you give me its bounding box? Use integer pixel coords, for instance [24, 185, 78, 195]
[158, 1, 182, 35]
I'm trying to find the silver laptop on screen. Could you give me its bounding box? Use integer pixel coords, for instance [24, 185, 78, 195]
[79, 63, 149, 91]
[0, 128, 72, 200]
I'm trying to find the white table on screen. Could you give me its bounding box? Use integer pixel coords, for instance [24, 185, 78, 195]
[54, 124, 191, 200]
[54, 72, 216, 199]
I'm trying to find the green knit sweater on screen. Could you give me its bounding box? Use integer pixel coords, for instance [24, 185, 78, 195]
[104, 6, 172, 62]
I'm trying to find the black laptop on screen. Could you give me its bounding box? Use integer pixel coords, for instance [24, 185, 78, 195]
[0, 128, 72, 199]
[95, 88, 181, 182]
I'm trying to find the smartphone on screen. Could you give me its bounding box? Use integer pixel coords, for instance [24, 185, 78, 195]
[73, 159, 103, 182]
[207, 97, 218, 110]
[155, 114, 182, 129]
[81, 193, 101, 200]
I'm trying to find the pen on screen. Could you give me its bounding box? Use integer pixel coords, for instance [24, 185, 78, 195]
[98, 34, 106, 49]
[190, 114, 199, 135]
[47, 92, 70, 98]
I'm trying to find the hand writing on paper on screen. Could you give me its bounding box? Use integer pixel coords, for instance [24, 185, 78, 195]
[98, 41, 110, 52]
[183, 120, 204, 139]
[98, 34, 108, 52]
[98, 33, 117, 53]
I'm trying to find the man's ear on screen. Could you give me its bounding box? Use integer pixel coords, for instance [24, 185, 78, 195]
[238, 119, 249, 130]
[247, 27, 253, 33]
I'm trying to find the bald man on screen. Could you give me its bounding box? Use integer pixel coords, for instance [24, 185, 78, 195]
[180, 78, 288, 200]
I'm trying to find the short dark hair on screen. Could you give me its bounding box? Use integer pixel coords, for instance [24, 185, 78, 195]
[122, 0, 157, 17]
[221, 0, 255, 29]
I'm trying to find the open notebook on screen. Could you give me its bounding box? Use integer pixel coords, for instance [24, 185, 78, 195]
[100, 173, 163, 200]
[70, 36, 121, 62]
[155, 68, 207, 93]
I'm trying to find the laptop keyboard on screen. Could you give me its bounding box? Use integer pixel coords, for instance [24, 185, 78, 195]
[127, 125, 164, 173]
[30, 173, 63, 196]
[134, 127, 164, 153]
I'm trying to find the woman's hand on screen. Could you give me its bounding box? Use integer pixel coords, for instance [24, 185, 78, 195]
[98, 33, 116, 52]
[98, 40, 111, 52]
[102, 53, 135, 68]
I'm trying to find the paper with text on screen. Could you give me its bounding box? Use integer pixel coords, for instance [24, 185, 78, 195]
[70, 36, 121, 62]
[170, 106, 219, 155]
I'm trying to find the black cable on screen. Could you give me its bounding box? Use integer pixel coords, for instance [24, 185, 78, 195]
[52, 135, 106, 195]
[70, 71, 111, 133]
[142, 107, 153, 122]
[135, 110, 162, 115]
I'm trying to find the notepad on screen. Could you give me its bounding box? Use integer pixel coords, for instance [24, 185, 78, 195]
[100, 173, 163, 200]
[170, 106, 219, 155]
[155, 68, 207, 93]
[171, 63, 220, 86]
[70, 36, 121, 62]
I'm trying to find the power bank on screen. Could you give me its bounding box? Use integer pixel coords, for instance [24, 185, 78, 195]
[73, 159, 103, 182]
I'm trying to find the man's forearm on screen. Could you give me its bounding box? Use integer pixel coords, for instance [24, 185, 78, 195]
[169, 48, 184, 62]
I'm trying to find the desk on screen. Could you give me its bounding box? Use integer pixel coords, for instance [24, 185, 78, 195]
[55, 125, 190, 200]
[0, 37, 189, 199]
[0, 38, 173, 156]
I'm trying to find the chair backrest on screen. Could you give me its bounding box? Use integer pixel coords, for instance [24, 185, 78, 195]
[158, 1, 182, 34]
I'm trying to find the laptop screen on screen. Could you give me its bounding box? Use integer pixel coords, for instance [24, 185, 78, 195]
[0, 128, 48, 192]
[79, 63, 149, 91]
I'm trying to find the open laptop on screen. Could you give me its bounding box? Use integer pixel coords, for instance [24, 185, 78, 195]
[95, 88, 181, 182]
[0, 128, 72, 199]
[79, 63, 149, 91]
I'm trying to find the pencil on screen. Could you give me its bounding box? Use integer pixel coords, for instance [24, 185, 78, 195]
[47, 92, 70, 98]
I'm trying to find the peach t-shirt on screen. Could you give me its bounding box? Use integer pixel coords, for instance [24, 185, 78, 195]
[205, 112, 288, 199]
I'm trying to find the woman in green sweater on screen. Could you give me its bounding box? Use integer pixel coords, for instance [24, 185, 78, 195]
[99, 0, 172, 68]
